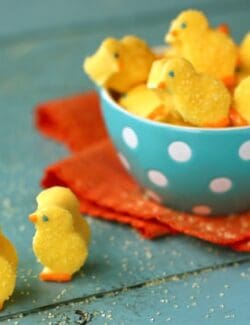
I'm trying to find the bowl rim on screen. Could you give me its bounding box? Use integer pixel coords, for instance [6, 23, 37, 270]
[101, 88, 250, 133]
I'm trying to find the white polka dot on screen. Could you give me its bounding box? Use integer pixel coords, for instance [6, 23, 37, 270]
[145, 190, 162, 203]
[148, 170, 168, 187]
[122, 127, 138, 149]
[118, 152, 130, 170]
[239, 141, 250, 160]
[168, 141, 192, 162]
[209, 178, 232, 193]
[192, 205, 212, 216]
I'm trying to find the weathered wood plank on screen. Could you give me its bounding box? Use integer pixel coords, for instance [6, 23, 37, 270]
[2, 259, 250, 324]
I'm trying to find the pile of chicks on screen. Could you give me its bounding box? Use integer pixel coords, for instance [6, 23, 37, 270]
[84, 9, 250, 128]
[0, 187, 90, 311]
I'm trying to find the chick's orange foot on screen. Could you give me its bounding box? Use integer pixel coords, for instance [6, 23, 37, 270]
[40, 271, 72, 283]
[222, 75, 236, 89]
[230, 108, 248, 126]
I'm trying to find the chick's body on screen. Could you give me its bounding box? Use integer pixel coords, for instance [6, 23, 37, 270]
[84, 35, 155, 93]
[32, 206, 88, 281]
[147, 58, 231, 127]
[0, 232, 18, 310]
[0, 258, 16, 310]
[181, 31, 236, 80]
[173, 74, 230, 126]
[234, 76, 250, 124]
[165, 10, 237, 83]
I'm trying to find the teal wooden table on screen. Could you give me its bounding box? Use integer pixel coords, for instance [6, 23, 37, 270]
[1, 1, 250, 324]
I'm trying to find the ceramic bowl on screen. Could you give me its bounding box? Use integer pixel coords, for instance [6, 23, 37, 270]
[100, 88, 250, 216]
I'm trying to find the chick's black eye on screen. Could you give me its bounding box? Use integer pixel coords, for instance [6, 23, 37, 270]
[42, 215, 49, 222]
[113, 52, 120, 58]
[168, 70, 175, 78]
[180, 22, 187, 29]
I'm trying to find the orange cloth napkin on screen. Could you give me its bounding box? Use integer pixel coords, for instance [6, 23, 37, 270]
[35, 91, 250, 251]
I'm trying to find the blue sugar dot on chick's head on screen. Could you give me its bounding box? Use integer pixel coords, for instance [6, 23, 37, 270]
[168, 70, 175, 78]
[42, 215, 49, 222]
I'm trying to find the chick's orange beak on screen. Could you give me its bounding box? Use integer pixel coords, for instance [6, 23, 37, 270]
[119, 61, 124, 71]
[158, 81, 166, 89]
[29, 214, 38, 223]
[171, 30, 178, 37]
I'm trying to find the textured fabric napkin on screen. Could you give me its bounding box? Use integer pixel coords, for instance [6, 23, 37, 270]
[35, 91, 250, 251]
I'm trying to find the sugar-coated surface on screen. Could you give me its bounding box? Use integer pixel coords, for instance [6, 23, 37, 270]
[0, 0, 250, 323]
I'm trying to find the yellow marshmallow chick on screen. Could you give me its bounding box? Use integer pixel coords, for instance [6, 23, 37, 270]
[165, 10, 238, 86]
[147, 58, 231, 127]
[35, 187, 90, 245]
[233, 76, 250, 125]
[0, 229, 18, 311]
[83, 35, 155, 93]
[29, 206, 88, 282]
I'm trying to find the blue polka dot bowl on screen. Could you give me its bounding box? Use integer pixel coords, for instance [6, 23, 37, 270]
[100, 89, 250, 216]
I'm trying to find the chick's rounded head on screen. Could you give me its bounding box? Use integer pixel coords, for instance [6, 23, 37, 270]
[83, 37, 122, 86]
[36, 186, 80, 215]
[148, 57, 194, 93]
[30, 206, 74, 232]
[165, 10, 208, 44]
